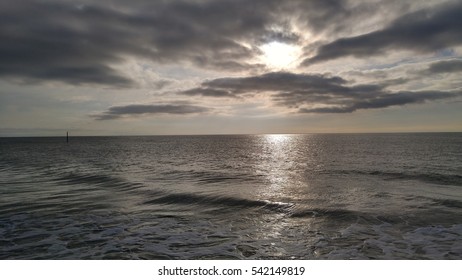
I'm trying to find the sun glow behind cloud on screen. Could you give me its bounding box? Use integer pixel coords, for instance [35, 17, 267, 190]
[259, 42, 302, 70]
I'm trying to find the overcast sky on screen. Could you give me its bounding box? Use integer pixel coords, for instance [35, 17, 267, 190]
[1, 0, 461, 136]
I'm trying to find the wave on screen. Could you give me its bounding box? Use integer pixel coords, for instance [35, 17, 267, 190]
[52, 172, 143, 191]
[143, 192, 293, 212]
[141, 191, 379, 225]
[160, 169, 260, 185]
[289, 207, 413, 226]
[289, 208, 359, 220]
[334, 170, 462, 186]
[430, 198, 462, 209]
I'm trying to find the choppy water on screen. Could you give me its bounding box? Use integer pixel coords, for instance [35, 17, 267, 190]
[1, 133, 461, 259]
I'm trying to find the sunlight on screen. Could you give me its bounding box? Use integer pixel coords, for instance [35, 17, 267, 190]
[259, 42, 301, 69]
[265, 134, 292, 145]
[259, 134, 295, 194]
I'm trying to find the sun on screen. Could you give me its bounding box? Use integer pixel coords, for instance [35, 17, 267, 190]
[259, 41, 301, 69]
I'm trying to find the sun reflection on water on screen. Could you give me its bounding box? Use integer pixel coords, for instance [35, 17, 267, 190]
[258, 134, 298, 197]
[249, 134, 314, 258]
[265, 134, 292, 145]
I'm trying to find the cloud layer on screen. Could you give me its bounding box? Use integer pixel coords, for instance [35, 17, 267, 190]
[426, 60, 462, 74]
[179, 72, 459, 113]
[304, 1, 462, 65]
[94, 103, 209, 120]
[0, 0, 288, 85]
[2, 0, 445, 86]
[2, 0, 462, 135]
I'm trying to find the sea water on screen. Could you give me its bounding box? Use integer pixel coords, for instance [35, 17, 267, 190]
[1, 133, 461, 259]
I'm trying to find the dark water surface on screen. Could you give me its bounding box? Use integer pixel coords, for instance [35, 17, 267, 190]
[1, 133, 461, 259]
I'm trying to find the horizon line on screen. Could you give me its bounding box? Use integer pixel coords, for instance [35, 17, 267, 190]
[1, 131, 462, 138]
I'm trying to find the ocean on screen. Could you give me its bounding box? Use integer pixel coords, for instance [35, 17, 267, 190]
[0, 133, 461, 259]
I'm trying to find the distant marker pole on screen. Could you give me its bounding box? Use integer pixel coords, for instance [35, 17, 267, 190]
[67, 131, 69, 143]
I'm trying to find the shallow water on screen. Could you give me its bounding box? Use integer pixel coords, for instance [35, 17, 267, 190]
[1, 133, 461, 259]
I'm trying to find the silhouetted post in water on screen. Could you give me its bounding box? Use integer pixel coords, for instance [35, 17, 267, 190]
[67, 131, 69, 143]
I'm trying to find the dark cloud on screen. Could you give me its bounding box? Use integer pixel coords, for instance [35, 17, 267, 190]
[300, 91, 456, 113]
[181, 88, 237, 98]
[304, 2, 462, 65]
[1, 0, 411, 86]
[3, 66, 135, 87]
[426, 60, 462, 74]
[94, 103, 210, 120]
[0, 0, 288, 85]
[0, 1, 139, 86]
[178, 71, 459, 113]
[180, 72, 348, 98]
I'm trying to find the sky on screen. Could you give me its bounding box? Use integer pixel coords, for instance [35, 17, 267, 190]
[1, 0, 461, 136]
